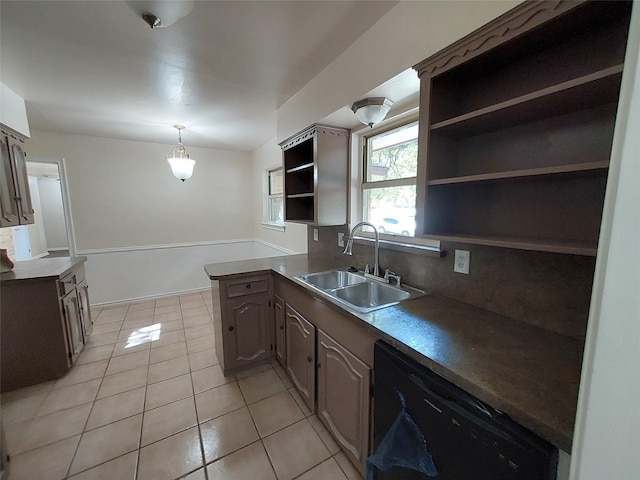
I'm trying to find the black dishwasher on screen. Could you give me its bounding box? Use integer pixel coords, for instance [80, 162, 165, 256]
[370, 341, 558, 480]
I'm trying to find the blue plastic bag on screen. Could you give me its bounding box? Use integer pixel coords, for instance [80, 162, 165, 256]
[366, 390, 438, 479]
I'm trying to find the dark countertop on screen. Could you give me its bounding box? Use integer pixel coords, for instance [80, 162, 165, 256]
[0, 256, 86, 284]
[204, 254, 582, 452]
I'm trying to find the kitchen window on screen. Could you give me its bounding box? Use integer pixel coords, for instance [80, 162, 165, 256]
[362, 121, 418, 237]
[349, 111, 440, 252]
[262, 166, 284, 230]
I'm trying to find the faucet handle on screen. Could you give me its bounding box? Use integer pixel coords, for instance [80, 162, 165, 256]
[364, 263, 370, 274]
[384, 269, 402, 286]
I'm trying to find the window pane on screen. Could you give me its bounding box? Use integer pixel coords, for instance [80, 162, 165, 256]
[366, 123, 418, 182]
[269, 168, 283, 195]
[363, 185, 416, 237]
[268, 196, 284, 223]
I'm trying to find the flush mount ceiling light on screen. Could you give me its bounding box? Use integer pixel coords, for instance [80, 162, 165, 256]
[167, 125, 196, 182]
[125, 0, 195, 29]
[351, 97, 394, 128]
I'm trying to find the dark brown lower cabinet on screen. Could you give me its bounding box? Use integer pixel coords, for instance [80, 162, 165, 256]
[274, 294, 286, 367]
[215, 274, 275, 375]
[0, 259, 92, 392]
[317, 329, 371, 470]
[285, 304, 316, 412]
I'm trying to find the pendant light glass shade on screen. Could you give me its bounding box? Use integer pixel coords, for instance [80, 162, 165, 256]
[167, 125, 196, 181]
[351, 97, 394, 127]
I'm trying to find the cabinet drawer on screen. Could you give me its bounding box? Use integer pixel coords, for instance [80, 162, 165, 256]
[59, 273, 77, 297]
[225, 276, 270, 298]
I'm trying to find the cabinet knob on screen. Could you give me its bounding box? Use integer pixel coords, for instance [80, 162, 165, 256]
[246, 284, 251, 289]
[280, 325, 284, 330]
[228, 326, 234, 332]
[307, 355, 312, 363]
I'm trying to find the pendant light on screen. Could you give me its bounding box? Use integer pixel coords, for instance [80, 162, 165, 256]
[351, 97, 394, 128]
[167, 125, 196, 181]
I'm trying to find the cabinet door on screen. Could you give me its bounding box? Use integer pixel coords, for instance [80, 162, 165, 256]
[274, 294, 286, 367]
[0, 134, 20, 227]
[223, 292, 273, 371]
[8, 137, 34, 225]
[61, 291, 84, 364]
[77, 280, 93, 339]
[317, 329, 371, 470]
[285, 304, 315, 412]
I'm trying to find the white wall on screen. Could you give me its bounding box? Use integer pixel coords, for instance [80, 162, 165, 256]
[277, 0, 522, 141]
[0, 83, 31, 137]
[570, 5, 640, 478]
[38, 178, 68, 250]
[25, 130, 284, 303]
[251, 137, 307, 254]
[26, 176, 48, 258]
[27, 130, 255, 250]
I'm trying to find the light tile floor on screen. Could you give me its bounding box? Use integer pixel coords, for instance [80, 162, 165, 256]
[1, 292, 363, 480]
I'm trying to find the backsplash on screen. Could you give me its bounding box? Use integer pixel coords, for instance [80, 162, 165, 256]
[308, 225, 595, 339]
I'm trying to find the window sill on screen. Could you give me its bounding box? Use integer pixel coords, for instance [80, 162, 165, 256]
[352, 236, 446, 258]
[262, 222, 285, 232]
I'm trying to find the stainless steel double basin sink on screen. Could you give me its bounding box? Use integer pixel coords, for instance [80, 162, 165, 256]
[295, 269, 426, 313]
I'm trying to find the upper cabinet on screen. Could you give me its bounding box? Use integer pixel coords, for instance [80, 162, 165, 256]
[280, 124, 349, 226]
[414, 0, 633, 256]
[0, 125, 34, 227]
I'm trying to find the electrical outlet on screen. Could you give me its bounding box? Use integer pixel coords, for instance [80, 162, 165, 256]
[454, 250, 470, 274]
[313, 228, 319, 242]
[338, 232, 344, 247]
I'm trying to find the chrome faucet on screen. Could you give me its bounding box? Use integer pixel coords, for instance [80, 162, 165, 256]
[343, 222, 379, 277]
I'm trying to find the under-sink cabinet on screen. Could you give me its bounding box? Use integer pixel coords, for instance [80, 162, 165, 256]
[274, 293, 286, 366]
[214, 274, 275, 374]
[275, 276, 375, 474]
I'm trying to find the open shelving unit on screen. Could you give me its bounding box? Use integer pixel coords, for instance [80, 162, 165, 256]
[280, 124, 350, 226]
[414, 0, 632, 256]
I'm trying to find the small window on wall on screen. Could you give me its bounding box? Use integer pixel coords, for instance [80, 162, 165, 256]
[363, 122, 418, 237]
[263, 167, 284, 230]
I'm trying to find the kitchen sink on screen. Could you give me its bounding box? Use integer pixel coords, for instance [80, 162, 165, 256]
[295, 269, 425, 313]
[332, 281, 410, 308]
[297, 270, 367, 290]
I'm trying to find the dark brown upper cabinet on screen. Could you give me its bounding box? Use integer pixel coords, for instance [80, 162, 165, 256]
[1, 126, 34, 227]
[280, 124, 349, 226]
[413, 0, 632, 256]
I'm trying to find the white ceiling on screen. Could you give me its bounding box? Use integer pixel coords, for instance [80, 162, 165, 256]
[0, 0, 405, 152]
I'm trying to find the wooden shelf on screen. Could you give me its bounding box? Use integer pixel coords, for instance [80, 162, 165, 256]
[430, 66, 623, 138]
[287, 193, 314, 199]
[428, 161, 609, 186]
[424, 233, 598, 257]
[286, 163, 314, 174]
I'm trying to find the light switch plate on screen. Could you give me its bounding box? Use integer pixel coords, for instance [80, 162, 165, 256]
[338, 232, 344, 247]
[454, 250, 470, 274]
[313, 228, 319, 242]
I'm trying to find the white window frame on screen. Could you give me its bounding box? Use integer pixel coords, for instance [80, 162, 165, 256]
[262, 166, 285, 231]
[349, 108, 440, 251]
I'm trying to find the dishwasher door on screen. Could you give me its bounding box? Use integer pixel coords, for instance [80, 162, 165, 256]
[372, 341, 557, 480]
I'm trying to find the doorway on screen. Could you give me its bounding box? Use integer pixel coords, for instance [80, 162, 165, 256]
[7, 158, 76, 259]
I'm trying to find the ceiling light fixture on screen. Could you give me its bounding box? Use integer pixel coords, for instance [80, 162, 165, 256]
[125, 1, 195, 29]
[351, 97, 394, 128]
[167, 125, 196, 182]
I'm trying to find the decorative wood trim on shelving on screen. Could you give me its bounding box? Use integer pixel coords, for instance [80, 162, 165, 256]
[413, 0, 581, 78]
[279, 123, 350, 150]
[430, 65, 623, 137]
[425, 233, 598, 256]
[428, 161, 609, 185]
